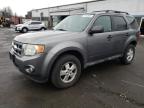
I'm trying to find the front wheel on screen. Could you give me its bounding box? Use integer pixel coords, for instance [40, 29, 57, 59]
[120, 44, 135, 65]
[22, 28, 28, 33]
[51, 55, 82, 88]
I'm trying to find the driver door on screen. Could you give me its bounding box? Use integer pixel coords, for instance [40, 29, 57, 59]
[87, 15, 114, 62]
[29, 22, 39, 30]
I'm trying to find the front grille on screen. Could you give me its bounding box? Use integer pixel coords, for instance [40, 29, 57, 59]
[12, 41, 23, 56]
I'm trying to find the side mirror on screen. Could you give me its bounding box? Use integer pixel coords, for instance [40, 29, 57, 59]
[89, 26, 104, 34]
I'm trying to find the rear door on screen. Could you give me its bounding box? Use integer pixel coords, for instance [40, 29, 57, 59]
[29, 21, 41, 30]
[111, 15, 130, 55]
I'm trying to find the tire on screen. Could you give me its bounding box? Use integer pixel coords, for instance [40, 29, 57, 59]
[120, 44, 135, 65]
[51, 55, 82, 88]
[22, 27, 28, 33]
[41, 27, 46, 31]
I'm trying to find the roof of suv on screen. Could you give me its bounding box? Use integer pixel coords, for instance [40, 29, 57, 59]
[91, 10, 129, 15]
[76, 10, 132, 17]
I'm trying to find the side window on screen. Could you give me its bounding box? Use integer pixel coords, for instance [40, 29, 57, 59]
[126, 16, 138, 29]
[31, 22, 41, 24]
[31, 22, 36, 25]
[112, 16, 127, 31]
[37, 22, 41, 24]
[93, 16, 112, 32]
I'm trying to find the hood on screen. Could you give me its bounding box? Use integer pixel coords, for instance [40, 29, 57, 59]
[14, 30, 79, 44]
[15, 24, 23, 27]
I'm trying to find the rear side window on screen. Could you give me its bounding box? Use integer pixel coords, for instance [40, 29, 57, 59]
[126, 16, 138, 29]
[112, 16, 127, 31]
[93, 16, 111, 32]
[31, 22, 41, 24]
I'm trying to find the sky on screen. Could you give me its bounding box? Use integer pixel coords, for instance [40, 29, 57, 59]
[0, 0, 93, 16]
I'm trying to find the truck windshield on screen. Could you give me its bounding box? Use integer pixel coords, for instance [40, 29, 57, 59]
[54, 14, 94, 32]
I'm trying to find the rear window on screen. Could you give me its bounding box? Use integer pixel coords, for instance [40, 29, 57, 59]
[126, 16, 139, 29]
[112, 16, 127, 31]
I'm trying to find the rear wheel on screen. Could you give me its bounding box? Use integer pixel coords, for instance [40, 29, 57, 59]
[41, 27, 46, 31]
[51, 55, 81, 88]
[120, 44, 135, 65]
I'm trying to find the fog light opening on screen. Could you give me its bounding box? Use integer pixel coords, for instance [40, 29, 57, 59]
[25, 65, 35, 74]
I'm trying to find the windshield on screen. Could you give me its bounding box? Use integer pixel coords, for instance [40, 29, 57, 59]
[54, 14, 94, 32]
[24, 21, 30, 24]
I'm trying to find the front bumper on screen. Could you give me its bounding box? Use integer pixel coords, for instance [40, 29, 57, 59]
[15, 27, 22, 31]
[9, 48, 48, 83]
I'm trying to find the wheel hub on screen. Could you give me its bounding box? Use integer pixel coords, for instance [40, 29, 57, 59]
[127, 48, 134, 62]
[60, 62, 77, 83]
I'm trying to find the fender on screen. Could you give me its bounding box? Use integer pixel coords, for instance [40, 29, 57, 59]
[123, 35, 137, 53]
[41, 41, 87, 79]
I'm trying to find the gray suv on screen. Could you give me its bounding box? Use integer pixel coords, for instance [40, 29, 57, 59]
[9, 10, 139, 88]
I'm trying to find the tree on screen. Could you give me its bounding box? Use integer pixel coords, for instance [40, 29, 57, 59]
[2, 7, 13, 18]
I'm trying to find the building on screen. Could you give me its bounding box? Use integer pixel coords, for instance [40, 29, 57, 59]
[31, 0, 144, 28]
[11, 16, 22, 25]
[25, 11, 32, 19]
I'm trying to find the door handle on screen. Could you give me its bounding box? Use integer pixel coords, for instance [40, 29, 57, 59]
[107, 35, 113, 40]
[125, 33, 129, 36]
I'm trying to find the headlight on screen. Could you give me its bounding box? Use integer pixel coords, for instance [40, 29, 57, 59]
[23, 44, 45, 56]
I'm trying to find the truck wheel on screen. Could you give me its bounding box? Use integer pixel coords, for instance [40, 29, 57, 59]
[120, 44, 135, 65]
[22, 28, 28, 33]
[51, 55, 81, 88]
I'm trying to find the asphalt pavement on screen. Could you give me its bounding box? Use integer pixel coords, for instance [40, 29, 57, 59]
[0, 28, 144, 108]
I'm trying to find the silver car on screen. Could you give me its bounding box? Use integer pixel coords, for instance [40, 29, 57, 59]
[15, 20, 46, 33]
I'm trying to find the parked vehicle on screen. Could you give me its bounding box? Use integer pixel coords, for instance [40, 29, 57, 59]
[9, 10, 139, 88]
[15, 20, 46, 33]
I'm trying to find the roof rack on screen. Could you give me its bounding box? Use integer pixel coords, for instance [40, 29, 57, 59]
[92, 10, 129, 15]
